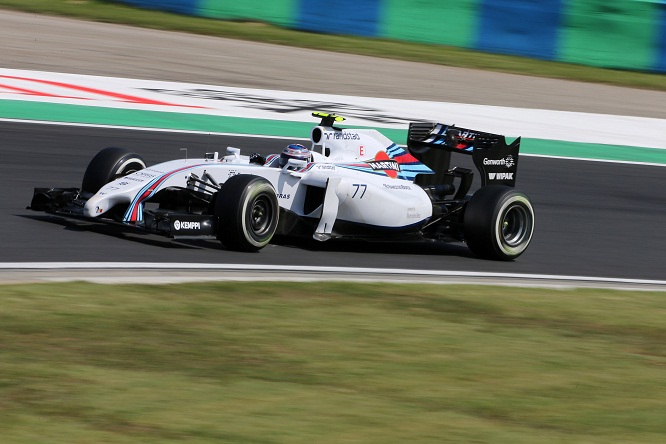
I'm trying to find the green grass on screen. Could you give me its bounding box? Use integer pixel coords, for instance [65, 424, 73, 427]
[1, 281, 666, 443]
[1, 0, 665, 92]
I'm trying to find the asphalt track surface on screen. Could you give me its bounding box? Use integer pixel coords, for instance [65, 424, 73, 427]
[3, 120, 665, 282]
[1, 10, 665, 283]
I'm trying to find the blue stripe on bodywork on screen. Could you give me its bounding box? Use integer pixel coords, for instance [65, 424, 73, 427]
[123, 164, 203, 222]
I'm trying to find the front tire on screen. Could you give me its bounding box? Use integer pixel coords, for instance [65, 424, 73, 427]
[213, 175, 279, 252]
[464, 185, 535, 260]
[82, 147, 146, 194]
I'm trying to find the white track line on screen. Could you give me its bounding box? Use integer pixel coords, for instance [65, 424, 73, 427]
[1, 263, 665, 290]
[3, 118, 664, 167]
[0, 118, 311, 140]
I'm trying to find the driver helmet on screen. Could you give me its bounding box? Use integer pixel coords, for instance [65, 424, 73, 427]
[279, 143, 311, 167]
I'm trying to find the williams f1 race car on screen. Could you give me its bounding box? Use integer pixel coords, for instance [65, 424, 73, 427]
[29, 112, 535, 260]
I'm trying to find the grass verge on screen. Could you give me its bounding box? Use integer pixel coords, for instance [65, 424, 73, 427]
[0, 0, 665, 92]
[1, 281, 666, 443]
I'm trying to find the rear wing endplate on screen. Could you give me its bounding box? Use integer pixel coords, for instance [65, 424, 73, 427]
[407, 122, 521, 188]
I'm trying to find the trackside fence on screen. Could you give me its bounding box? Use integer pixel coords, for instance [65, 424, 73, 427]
[111, 0, 666, 73]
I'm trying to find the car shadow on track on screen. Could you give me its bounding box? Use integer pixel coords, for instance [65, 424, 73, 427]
[20, 214, 478, 259]
[20, 214, 201, 250]
[270, 235, 477, 259]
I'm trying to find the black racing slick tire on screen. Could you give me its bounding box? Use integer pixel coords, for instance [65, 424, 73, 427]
[213, 175, 279, 252]
[463, 185, 535, 261]
[81, 147, 146, 194]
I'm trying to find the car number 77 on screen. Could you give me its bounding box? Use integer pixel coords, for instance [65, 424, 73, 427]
[352, 183, 367, 199]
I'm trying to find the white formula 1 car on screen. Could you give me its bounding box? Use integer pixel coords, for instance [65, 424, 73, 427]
[30, 112, 535, 260]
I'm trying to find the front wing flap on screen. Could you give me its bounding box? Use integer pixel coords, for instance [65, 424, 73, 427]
[29, 187, 215, 239]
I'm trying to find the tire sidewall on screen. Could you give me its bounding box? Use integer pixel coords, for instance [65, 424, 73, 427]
[214, 175, 279, 251]
[464, 185, 535, 260]
[492, 192, 534, 259]
[82, 147, 146, 194]
[239, 180, 279, 249]
[113, 157, 145, 179]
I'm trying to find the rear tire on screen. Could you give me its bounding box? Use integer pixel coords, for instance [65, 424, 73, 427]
[213, 175, 279, 252]
[464, 185, 534, 260]
[82, 147, 146, 194]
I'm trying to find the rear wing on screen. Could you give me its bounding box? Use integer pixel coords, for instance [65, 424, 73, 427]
[407, 122, 521, 188]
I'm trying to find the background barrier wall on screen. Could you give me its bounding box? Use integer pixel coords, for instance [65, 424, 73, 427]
[111, 0, 666, 73]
